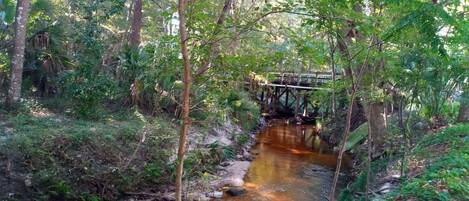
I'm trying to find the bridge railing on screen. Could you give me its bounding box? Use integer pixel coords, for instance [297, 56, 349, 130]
[267, 71, 341, 86]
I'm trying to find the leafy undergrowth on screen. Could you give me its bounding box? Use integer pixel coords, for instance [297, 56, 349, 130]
[339, 124, 469, 201]
[389, 124, 469, 201]
[0, 109, 180, 200]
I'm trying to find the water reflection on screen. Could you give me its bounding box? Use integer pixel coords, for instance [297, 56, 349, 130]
[222, 120, 350, 201]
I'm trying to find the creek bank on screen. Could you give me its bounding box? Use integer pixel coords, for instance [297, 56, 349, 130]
[154, 118, 265, 201]
[0, 107, 263, 201]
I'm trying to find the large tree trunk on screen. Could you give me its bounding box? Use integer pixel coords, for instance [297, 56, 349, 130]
[175, 0, 192, 200]
[365, 102, 387, 155]
[458, 90, 469, 123]
[7, 0, 30, 106]
[129, 0, 142, 47]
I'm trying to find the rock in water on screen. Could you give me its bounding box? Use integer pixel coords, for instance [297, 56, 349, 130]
[219, 178, 244, 187]
[226, 186, 246, 196]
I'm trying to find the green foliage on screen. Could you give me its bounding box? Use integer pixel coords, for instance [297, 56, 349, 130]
[48, 180, 73, 199]
[143, 162, 163, 183]
[421, 101, 460, 123]
[208, 141, 235, 162]
[117, 37, 183, 113]
[385, 124, 469, 201]
[398, 151, 469, 201]
[222, 90, 260, 130]
[1, 0, 468, 199]
[236, 133, 250, 146]
[60, 72, 117, 119]
[0, 0, 15, 24]
[338, 170, 368, 201]
[338, 158, 390, 201]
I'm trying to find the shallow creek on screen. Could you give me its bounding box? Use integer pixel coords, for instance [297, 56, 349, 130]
[222, 119, 351, 201]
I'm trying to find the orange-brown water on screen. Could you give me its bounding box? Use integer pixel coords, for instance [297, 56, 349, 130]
[222, 120, 350, 201]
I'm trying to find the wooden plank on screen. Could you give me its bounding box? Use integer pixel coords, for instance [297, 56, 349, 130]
[259, 83, 330, 90]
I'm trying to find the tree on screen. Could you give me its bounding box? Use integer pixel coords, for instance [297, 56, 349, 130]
[129, 0, 142, 47]
[7, 0, 30, 106]
[458, 89, 469, 123]
[175, 0, 192, 200]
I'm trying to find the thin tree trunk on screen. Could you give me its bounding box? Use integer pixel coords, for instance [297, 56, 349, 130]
[195, 0, 233, 76]
[122, 0, 134, 47]
[329, 90, 356, 201]
[365, 104, 373, 201]
[328, 35, 337, 117]
[7, 0, 30, 106]
[398, 96, 406, 176]
[457, 90, 469, 123]
[401, 87, 417, 177]
[329, 34, 373, 201]
[129, 0, 142, 47]
[175, 0, 192, 200]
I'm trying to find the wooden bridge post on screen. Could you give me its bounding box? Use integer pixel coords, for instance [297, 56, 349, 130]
[274, 86, 280, 114]
[284, 88, 289, 109]
[295, 91, 300, 119]
[260, 90, 265, 102]
[264, 87, 270, 113]
[303, 94, 308, 116]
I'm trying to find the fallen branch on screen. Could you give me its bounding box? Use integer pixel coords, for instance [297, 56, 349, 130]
[122, 127, 147, 170]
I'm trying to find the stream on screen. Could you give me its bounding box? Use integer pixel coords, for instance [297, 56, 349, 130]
[222, 119, 351, 201]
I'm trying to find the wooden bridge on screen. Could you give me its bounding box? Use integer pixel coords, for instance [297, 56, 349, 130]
[246, 71, 340, 119]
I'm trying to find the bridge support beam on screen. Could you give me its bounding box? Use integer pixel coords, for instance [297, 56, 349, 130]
[295, 92, 300, 119]
[303, 94, 308, 116]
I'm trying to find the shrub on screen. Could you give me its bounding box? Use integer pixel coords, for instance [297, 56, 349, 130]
[60, 72, 117, 119]
[236, 133, 250, 145]
[388, 124, 469, 201]
[223, 90, 260, 130]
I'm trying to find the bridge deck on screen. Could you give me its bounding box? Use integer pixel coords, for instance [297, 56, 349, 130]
[268, 71, 341, 87]
[256, 82, 330, 90]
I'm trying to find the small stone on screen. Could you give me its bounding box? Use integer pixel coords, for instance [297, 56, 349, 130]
[250, 150, 260, 155]
[209, 191, 223, 198]
[242, 151, 250, 158]
[226, 186, 245, 196]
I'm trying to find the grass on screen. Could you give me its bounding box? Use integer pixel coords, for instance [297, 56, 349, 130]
[0, 109, 179, 200]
